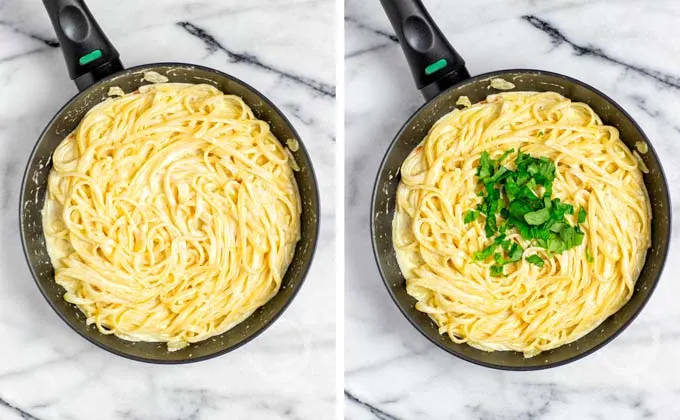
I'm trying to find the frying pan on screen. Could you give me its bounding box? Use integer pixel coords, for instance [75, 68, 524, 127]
[19, 0, 319, 363]
[371, 0, 670, 370]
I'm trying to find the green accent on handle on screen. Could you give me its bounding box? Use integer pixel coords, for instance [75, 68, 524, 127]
[79, 49, 103, 65]
[425, 58, 448, 75]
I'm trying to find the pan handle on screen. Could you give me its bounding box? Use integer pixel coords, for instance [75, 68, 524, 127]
[43, 0, 123, 91]
[380, 0, 470, 100]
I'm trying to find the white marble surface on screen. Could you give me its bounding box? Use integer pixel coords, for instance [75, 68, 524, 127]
[0, 1, 335, 419]
[345, 0, 680, 419]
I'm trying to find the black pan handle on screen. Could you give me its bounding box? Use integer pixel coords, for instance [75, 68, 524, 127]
[380, 0, 470, 100]
[43, 0, 123, 91]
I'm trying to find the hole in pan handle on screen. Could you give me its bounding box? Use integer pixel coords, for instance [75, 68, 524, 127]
[380, 0, 471, 100]
[43, 0, 124, 91]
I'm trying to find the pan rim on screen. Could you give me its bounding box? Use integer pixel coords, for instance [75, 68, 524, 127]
[19, 61, 321, 364]
[370, 67, 671, 371]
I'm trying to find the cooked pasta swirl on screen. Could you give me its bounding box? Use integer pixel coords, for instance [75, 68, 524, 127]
[42, 83, 301, 351]
[393, 91, 651, 357]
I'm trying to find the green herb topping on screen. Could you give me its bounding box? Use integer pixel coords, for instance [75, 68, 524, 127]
[465, 150, 587, 276]
[526, 254, 545, 267]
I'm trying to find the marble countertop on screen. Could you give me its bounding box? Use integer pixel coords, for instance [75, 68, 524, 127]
[0, 0, 335, 419]
[345, 0, 680, 419]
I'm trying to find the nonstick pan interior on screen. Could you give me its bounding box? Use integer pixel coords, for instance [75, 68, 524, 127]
[371, 69, 670, 370]
[20, 63, 319, 363]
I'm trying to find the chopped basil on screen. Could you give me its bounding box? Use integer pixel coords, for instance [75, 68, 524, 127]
[526, 254, 545, 267]
[524, 208, 551, 225]
[578, 206, 587, 223]
[464, 210, 479, 224]
[490, 264, 505, 277]
[469, 149, 587, 270]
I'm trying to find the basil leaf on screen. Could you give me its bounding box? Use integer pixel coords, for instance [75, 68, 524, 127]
[524, 208, 550, 225]
[578, 206, 587, 223]
[526, 254, 545, 267]
[478, 151, 493, 179]
[548, 238, 566, 253]
[508, 242, 523, 262]
[473, 244, 497, 261]
[498, 148, 515, 164]
[549, 222, 564, 233]
[490, 265, 505, 277]
[464, 210, 478, 224]
[509, 200, 532, 220]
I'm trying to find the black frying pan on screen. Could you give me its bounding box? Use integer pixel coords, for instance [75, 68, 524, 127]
[371, 0, 671, 370]
[19, 0, 319, 363]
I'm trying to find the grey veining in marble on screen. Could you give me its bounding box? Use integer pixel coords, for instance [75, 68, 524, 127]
[345, 0, 680, 419]
[0, 0, 335, 419]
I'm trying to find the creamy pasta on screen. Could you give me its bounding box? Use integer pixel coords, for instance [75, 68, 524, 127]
[393, 91, 651, 357]
[43, 83, 301, 351]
